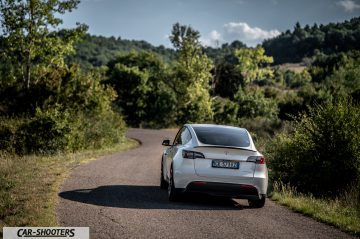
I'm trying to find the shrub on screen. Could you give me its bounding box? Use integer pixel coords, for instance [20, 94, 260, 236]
[15, 107, 72, 154]
[79, 110, 126, 149]
[267, 98, 360, 197]
[235, 86, 279, 119]
[0, 106, 126, 155]
[0, 118, 24, 153]
[213, 97, 239, 125]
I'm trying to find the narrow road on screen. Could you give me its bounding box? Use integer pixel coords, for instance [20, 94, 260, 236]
[57, 128, 355, 239]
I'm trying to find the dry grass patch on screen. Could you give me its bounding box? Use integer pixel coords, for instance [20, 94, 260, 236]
[0, 138, 138, 233]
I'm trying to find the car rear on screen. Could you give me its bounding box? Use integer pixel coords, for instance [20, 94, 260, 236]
[184, 125, 268, 200]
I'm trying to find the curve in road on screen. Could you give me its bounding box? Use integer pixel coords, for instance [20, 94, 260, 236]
[57, 128, 355, 239]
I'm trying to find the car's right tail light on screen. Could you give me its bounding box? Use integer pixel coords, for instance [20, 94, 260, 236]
[247, 156, 266, 164]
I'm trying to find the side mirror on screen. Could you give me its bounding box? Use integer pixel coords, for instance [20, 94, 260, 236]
[162, 139, 171, 146]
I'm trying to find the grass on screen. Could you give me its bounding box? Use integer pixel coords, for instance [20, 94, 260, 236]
[0, 138, 138, 233]
[271, 182, 360, 236]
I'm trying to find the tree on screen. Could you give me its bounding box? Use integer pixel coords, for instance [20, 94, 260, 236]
[213, 61, 244, 99]
[0, 0, 87, 90]
[105, 51, 176, 127]
[235, 86, 278, 119]
[235, 46, 274, 84]
[169, 23, 214, 124]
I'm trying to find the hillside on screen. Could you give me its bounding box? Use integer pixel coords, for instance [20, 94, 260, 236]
[263, 17, 360, 64]
[67, 34, 176, 68]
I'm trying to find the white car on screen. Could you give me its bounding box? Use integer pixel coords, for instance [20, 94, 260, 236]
[160, 124, 268, 208]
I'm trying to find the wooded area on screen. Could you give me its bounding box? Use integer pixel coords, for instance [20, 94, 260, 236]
[0, 0, 359, 222]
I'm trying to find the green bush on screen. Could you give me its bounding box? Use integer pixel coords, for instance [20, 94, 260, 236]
[213, 97, 239, 125]
[15, 107, 72, 154]
[79, 110, 126, 149]
[235, 86, 279, 119]
[0, 118, 24, 153]
[267, 98, 360, 197]
[0, 107, 126, 155]
[239, 117, 282, 140]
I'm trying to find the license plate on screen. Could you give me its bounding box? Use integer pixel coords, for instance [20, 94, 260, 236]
[212, 160, 239, 169]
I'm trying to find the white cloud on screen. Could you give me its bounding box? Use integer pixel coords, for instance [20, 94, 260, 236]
[223, 22, 280, 46]
[200, 22, 280, 48]
[336, 0, 360, 12]
[200, 30, 223, 47]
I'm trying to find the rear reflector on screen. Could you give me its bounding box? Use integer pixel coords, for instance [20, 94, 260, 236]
[240, 184, 255, 189]
[192, 181, 207, 185]
[257, 157, 265, 164]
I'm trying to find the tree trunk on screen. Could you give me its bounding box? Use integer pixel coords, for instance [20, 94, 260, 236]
[25, 56, 31, 90]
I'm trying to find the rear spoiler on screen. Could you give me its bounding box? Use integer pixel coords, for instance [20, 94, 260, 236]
[194, 145, 256, 152]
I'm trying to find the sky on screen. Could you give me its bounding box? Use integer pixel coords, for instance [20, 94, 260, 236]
[61, 0, 360, 47]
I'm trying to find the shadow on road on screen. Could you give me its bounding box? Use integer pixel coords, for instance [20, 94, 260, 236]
[59, 185, 250, 210]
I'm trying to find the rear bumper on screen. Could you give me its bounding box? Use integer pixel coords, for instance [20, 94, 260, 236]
[185, 181, 263, 200]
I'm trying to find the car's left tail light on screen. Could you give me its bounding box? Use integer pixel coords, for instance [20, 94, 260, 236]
[247, 156, 266, 164]
[182, 150, 205, 159]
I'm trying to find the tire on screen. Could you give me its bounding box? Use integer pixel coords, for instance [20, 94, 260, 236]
[248, 195, 266, 208]
[160, 158, 168, 190]
[168, 166, 180, 201]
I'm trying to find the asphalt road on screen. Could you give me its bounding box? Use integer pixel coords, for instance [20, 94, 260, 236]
[57, 128, 355, 239]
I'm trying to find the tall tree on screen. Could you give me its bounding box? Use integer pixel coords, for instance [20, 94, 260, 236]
[0, 0, 87, 90]
[169, 23, 214, 123]
[235, 46, 274, 84]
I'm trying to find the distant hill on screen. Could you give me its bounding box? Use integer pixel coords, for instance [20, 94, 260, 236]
[67, 34, 248, 68]
[67, 34, 177, 68]
[262, 17, 360, 64]
[67, 17, 360, 68]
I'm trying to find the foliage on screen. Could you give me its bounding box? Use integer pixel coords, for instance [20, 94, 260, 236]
[0, 0, 87, 90]
[213, 97, 240, 125]
[67, 34, 176, 68]
[105, 51, 176, 128]
[213, 60, 244, 99]
[263, 17, 360, 64]
[0, 66, 126, 155]
[283, 70, 312, 89]
[213, 90, 281, 139]
[277, 90, 305, 120]
[235, 46, 274, 84]
[169, 23, 214, 124]
[204, 40, 247, 62]
[267, 98, 360, 197]
[235, 86, 279, 119]
[15, 107, 72, 154]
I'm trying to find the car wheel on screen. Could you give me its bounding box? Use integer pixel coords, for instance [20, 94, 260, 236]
[248, 195, 266, 208]
[168, 166, 180, 201]
[160, 158, 168, 190]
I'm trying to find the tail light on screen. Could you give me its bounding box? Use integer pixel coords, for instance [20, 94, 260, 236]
[247, 156, 266, 164]
[182, 150, 205, 159]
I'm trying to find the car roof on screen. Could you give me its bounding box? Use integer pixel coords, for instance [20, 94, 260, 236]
[186, 124, 247, 131]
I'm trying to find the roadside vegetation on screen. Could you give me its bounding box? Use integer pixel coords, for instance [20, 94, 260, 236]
[0, 139, 138, 232]
[0, 0, 359, 235]
[266, 99, 360, 235]
[271, 182, 360, 235]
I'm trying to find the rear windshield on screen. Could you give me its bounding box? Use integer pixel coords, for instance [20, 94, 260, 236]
[193, 126, 250, 147]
